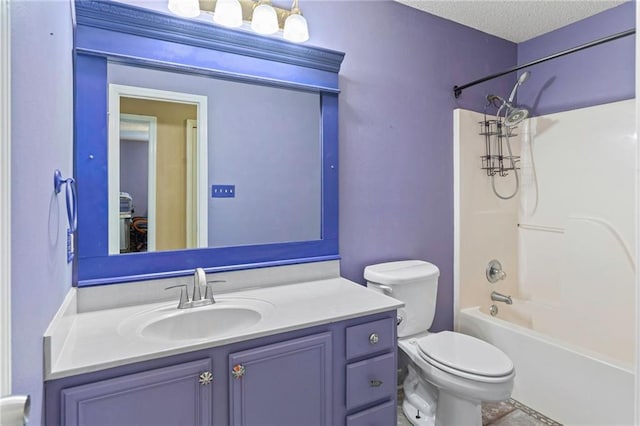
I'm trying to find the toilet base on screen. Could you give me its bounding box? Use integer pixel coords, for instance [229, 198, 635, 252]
[435, 389, 481, 426]
[402, 359, 483, 426]
[402, 364, 436, 426]
[402, 399, 434, 426]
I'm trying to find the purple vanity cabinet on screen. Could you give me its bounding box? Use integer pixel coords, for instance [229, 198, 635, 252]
[60, 359, 212, 426]
[44, 311, 397, 426]
[344, 318, 397, 425]
[229, 332, 332, 426]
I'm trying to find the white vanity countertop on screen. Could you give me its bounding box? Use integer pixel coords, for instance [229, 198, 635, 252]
[44, 277, 402, 380]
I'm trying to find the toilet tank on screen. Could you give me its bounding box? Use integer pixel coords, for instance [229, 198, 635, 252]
[365, 260, 440, 337]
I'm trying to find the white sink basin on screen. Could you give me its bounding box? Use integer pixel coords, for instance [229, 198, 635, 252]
[119, 298, 274, 342]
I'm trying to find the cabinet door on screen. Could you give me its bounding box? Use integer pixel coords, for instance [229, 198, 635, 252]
[229, 332, 332, 426]
[61, 358, 212, 426]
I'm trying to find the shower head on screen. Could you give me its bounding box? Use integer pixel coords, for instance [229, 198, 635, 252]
[486, 72, 530, 128]
[504, 107, 529, 127]
[486, 94, 504, 106]
[507, 71, 530, 103]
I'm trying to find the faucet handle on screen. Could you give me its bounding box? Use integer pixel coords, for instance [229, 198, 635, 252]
[204, 280, 225, 303]
[165, 284, 189, 309]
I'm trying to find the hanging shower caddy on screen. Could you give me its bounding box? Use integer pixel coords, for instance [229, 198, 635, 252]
[478, 117, 520, 177]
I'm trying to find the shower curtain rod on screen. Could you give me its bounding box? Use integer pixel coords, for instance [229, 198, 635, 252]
[453, 28, 635, 98]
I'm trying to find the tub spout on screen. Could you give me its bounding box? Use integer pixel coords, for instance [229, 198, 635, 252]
[491, 291, 512, 305]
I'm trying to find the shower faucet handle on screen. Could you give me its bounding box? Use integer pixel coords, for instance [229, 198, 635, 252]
[486, 259, 507, 283]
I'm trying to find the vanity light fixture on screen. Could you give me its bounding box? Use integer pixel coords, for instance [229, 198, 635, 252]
[213, 0, 243, 28]
[167, 0, 201, 18]
[283, 0, 309, 42]
[168, 0, 311, 43]
[251, 0, 279, 35]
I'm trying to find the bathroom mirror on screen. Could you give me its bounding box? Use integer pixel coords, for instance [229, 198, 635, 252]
[74, 0, 344, 285]
[108, 68, 322, 255]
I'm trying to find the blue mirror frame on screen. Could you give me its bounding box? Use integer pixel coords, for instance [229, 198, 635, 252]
[74, 0, 345, 286]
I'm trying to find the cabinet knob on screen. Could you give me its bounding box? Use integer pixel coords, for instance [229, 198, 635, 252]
[369, 379, 383, 387]
[369, 333, 379, 345]
[231, 364, 245, 379]
[198, 371, 213, 385]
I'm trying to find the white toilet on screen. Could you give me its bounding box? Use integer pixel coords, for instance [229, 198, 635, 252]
[365, 260, 515, 426]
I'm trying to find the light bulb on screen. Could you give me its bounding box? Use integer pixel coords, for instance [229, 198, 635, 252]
[251, 2, 278, 35]
[167, 0, 200, 18]
[213, 0, 243, 28]
[283, 12, 308, 42]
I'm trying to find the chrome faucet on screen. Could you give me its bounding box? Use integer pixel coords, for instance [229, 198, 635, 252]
[166, 268, 224, 309]
[490, 291, 512, 305]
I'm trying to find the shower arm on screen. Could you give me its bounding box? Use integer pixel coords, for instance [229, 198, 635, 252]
[453, 28, 635, 98]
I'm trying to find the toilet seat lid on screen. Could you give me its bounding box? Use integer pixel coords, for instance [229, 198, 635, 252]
[416, 331, 514, 378]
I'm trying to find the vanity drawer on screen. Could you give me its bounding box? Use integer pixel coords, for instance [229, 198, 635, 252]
[346, 352, 396, 411]
[346, 317, 394, 360]
[346, 400, 396, 426]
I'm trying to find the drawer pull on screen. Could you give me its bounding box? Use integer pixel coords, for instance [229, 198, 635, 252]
[369, 333, 379, 345]
[369, 379, 383, 387]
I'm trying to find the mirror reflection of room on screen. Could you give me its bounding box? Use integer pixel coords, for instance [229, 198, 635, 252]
[118, 97, 197, 253]
[108, 64, 323, 258]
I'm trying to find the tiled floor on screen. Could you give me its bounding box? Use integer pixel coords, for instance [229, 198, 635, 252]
[397, 393, 563, 426]
[481, 399, 562, 425]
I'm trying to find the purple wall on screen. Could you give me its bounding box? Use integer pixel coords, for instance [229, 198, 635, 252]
[517, 2, 635, 116]
[11, 5, 634, 423]
[302, 0, 517, 331]
[113, 0, 517, 331]
[10, 1, 74, 424]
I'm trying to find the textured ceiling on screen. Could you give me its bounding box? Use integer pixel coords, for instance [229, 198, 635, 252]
[395, 0, 629, 43]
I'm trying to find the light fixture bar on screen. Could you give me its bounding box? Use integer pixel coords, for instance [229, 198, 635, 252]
[200, 0, 295, 30]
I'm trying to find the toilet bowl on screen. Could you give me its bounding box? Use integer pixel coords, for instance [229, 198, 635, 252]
[399, 332, 514, 426]
[365, 260, 515, 426]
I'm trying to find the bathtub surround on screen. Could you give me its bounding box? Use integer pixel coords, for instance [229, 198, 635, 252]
[453, 3, 636, 422]
[454, 100, 635, 423]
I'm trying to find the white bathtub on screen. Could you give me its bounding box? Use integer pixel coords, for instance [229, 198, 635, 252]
[457, 304, 635, 425]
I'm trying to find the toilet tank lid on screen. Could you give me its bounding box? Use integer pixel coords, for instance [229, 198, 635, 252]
[364, 260, 439, 285]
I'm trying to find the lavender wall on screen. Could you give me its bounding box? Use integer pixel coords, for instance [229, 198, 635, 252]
[113, 0, 516, 331]
[10, 3, 633, 423]
[302, 0, 517, 331]
[517, 2, 635, 116]
[10, 1, 74, 424]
